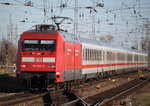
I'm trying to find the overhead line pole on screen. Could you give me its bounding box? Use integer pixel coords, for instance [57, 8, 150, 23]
[74, 0, 78, 36]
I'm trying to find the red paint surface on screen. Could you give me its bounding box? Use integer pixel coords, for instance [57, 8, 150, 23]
[82, 63, 147, 68]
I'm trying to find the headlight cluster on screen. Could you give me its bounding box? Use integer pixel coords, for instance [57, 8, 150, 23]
[48, 65, 55, 68]
[22, 65, 29, 67]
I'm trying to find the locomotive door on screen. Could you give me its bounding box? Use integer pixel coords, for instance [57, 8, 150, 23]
[74, 43, 82, 80]
[63, 37, 82, 81]
[64, 42, 75, 81]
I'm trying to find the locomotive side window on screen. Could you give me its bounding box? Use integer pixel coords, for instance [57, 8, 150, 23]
[23, 39, 56, 51]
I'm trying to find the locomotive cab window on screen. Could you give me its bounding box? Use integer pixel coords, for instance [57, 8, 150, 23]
[23, 39, 56, 51]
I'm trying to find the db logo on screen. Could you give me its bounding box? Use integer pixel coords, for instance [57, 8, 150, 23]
[35, 58, 43, 62]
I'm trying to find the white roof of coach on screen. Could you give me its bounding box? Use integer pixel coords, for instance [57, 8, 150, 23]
[79, 37, 147, 55]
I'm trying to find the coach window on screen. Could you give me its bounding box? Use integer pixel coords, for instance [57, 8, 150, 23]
[145, 56, 147, 61]
[109, 52, 111, 61]
[142, 56, 144, 61]
[113, 52, 115, 60]
[85, 49, 87, 60]
[95, 50, 97, 60]
[119, 53, 121, 60]
[96, 50, 98, 61]
[92, 50, 94, 60]
[121, 53, 123, 60]
[108, 52, 110, 60]
[135, 55, 137, 61]
[87, 49, 88, 60]
[97, 50, 99, 61]
[95, 50, 96, 60]
[93, 50, 94, 60]
[94, 50, 96, 60]
[83, 49, 85, 60]
[86, 49, 88, 60]
[93, 50, 95, 60]
[85, 49, 86, 60]
[97, 50, 98, 60]
[88, 49, 91, 60]
[123, 53, 125, 60]
[98, 50, 100, 60]
[84, 49, 86, 60]
[91, 49, 93, 60]
[117, 53, 119, 60]
[92, 49, 94, 61]
[90, 49, 91, 60]
[91, 49, 92, 60]
[87, 49, 89, 61]
[136, 55, 138, 61]
[137, 55, 139, 62]
[87, 49, 89, 60]
[114, 52, 116, 60]
[98, 50, 101, 60]
[99, 50, 101, 60]
[87, 49, 88, 61]
[106, 51, 108, 60]
[85, 49, 87, 61]
[107, 52, 109, 61]
[93, 49, 94, 60]
[111, 52, 113, 60]
[89, 49, 91, 60]
[110, 52, 112, 60]
[103, 51, 105, 61]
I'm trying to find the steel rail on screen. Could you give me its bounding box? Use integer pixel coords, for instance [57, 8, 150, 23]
[61, 77, 149, 106]
[97, 78, 149, 106]
[0, 92, 48, 106]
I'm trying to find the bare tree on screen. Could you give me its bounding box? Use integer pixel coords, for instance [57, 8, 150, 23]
[0, 40, 17, 65]
[140, 37, 150, 53]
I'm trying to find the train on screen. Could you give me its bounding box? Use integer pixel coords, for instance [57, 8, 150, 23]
[16, 24, 148, 89]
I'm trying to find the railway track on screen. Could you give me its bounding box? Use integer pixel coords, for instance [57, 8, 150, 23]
[0, 73, 149, 106]
[0, 91, 49, 106]
[62, 76, 149, 106]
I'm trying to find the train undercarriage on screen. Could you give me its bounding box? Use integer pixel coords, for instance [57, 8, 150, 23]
[18, 68, 146, 91]
[19, 71, 56, 90]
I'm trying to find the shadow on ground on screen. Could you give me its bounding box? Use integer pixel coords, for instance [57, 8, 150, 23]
[0, 74, 24, 93]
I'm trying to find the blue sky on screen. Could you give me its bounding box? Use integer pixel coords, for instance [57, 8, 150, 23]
[0, 0, 150, 49]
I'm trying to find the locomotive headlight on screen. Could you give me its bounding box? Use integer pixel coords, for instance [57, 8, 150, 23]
[22, 65, 29, 67]
[48, 65, 55, 68]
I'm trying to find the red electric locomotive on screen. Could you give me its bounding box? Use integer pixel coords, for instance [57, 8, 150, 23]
[16, 24, 82, 89]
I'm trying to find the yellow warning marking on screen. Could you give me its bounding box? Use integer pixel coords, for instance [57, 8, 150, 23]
[137, 69, 143, 77]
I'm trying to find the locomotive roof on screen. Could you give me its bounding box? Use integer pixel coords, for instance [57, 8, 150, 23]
[24, 29, 80, 43]
[25, 29, 58, 33]
[25, 24, 58, 33]
[79, 37, 147, 55]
